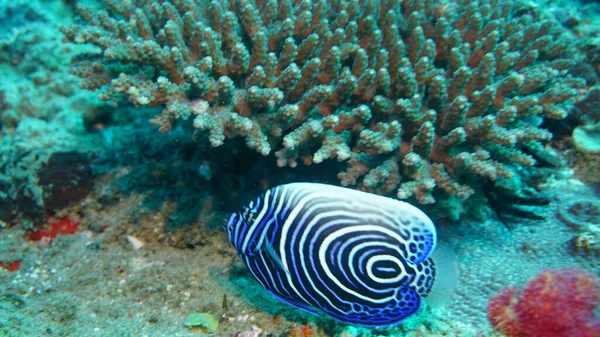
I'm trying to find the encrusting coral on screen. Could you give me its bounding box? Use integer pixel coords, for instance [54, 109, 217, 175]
[61, 0, 586, 216]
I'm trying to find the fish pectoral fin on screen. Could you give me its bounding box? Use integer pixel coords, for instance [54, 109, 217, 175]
[262, 240, 291, 276]
[268, 291, 321, 317]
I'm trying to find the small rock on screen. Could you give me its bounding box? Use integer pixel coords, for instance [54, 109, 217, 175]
[127, 235, 144, 250]
[573, 123, 600, 155]
[233, 325, 262, 337]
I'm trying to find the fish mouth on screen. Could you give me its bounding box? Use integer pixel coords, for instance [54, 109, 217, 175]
[221, 218, 228, 231]
[223, 212, 239, 232]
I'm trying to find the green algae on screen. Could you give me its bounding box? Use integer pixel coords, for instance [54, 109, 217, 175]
[183, 312, 219, 332]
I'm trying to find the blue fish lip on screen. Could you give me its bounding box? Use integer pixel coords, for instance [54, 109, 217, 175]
[224, 212, 243, 245]
[223, 212, 236, 231]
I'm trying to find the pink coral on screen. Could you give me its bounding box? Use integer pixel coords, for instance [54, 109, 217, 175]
[488, 268, 600, 337]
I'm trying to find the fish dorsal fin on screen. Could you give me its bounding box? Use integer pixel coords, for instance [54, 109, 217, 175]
[263, 240, 291, 277]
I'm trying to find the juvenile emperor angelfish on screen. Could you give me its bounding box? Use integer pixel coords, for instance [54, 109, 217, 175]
[225, 183, 450, 327]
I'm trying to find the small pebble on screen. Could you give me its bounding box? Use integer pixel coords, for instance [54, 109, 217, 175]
[127, 235, 144, 250]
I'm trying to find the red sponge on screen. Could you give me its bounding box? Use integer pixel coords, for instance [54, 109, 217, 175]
[488, 268, 600, 337]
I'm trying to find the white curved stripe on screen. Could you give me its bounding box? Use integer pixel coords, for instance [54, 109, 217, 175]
[232, 216, 243, 249]
[341, 233, 389, 289]
[278, 185, 315, 305]
[291, 197, 413, 303]
[295, 203, 411, 308]
[365, 254, 405, 284]
[273, 183, 437, 316]
[317, 227, 391, 292]
[318, 225, 416, 304]
[254, 187, 286, 254]
[340, 238, 410, 302]
[244, 255, 268, 290]
[256, 244, 282, 294]
[286, 183, 436, 250]
[334, 230, 384, 290]
[300, 216, 362, 308]
[348, 240, 408, 285]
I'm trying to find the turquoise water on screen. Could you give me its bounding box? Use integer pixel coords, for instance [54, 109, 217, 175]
[0, 0, 599, 336]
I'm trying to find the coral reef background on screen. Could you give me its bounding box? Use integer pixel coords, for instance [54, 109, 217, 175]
[0, 0, 599, 336]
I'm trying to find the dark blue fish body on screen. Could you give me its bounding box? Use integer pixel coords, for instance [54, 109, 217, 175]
[225, 183, 438, 327]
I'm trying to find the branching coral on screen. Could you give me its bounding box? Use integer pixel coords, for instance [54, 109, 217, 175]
[61, 0, 586, 216]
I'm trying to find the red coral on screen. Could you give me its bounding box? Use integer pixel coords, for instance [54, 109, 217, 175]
[0, 260, 21, 272]
[27, 216, 80, 241]
[488, 286, 521, 337]
[288, 325, 317, 337]
[488, 269, 600, 337]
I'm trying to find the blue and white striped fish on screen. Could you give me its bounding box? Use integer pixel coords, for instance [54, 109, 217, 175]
[225, 183, 453, 327]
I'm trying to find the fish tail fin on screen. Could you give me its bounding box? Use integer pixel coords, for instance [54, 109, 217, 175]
[426, 244, 459, 310]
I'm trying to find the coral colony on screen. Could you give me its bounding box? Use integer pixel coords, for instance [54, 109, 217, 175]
[61, 0, 585, 219]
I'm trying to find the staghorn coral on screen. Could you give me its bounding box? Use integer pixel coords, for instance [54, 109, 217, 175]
[488, 268, 600, 337]
[61, 0, 586, 217]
